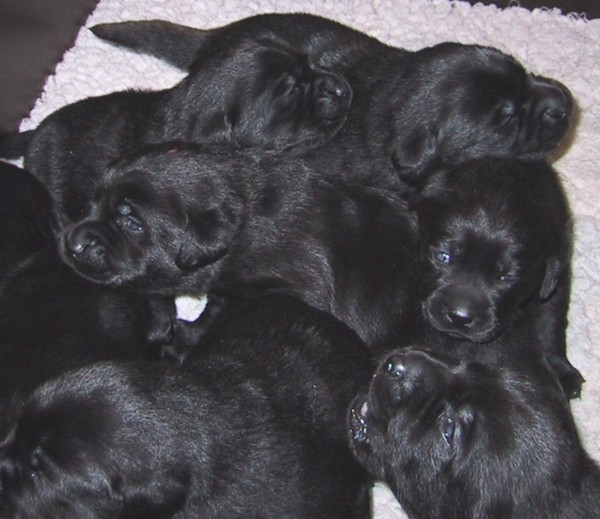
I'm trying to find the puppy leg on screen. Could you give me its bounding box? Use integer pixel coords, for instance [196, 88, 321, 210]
[535, 280, 584, 399]
[147, 296, 176, 350]
[160, 294, 228, 363]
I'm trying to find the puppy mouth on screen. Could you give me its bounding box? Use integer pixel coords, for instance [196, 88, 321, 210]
[349, 397, 370, 446]
[428, 320, 500, 343]
[60, 241, 124, 286]
[422, 302, 499, 343]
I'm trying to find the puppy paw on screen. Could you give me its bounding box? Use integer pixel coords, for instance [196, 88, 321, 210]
[159, 343, 186, 365]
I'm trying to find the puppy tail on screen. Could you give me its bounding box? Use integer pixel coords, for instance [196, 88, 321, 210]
[0, 130, 34, 159]
[90, 20, 210, 70]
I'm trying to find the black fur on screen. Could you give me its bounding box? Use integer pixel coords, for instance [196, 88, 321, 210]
[348, 332, 600, 519]
[0, 15, 572, 232]
[0, 166, 156, 437]
[57, 142, 421, 357]
[91, 13, 574, 186]
[410, 159, 582, 398]
[0, 17, 353, 224]
[0, 251, 158, 438]
[0, 161, 52, 277]
[0, 296, 373, 518]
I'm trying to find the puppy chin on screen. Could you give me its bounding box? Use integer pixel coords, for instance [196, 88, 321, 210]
[59, 246, 129, 286]
[422, 304, 501, 344]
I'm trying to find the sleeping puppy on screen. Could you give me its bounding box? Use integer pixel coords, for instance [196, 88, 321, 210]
[92, 13, 574, 186]
[57, 142, 421, 356]
[0, 161, 158, 437]
[0, 161, 52, 277]
[410, 159, 582, 398]
[2, 14, 572, 228]
[0, 296, 373, 518]
[348, 334, 600, 518]
[0, 27, 351, 226]
[0, 250, 157, 438]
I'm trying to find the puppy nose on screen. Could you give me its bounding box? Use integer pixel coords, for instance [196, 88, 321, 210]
[66, 225, 104, 256]
[313, 72, 351, 120]
[446, 307, 474, 328]
[314, 73, 350, 99]
[538, 92, 571, 125]
[385, 354, 407, 377]
[531, 76, 572, 129]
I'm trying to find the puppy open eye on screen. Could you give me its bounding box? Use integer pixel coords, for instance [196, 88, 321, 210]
[122, 217, 144, 233]
[435, 251, 452, 264]
[499, 273, 519, 283]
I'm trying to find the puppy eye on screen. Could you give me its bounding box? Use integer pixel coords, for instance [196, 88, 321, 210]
[499, 273, 519, 283]
[435, 251, 452, 264]
[116, 202, 133, 216]
[497, 100, 517, 122]
[499, 101, 516, 116]
[122, 217, 144, 233]
[441, 417, 456, 447]
[114, 201, 144, 233]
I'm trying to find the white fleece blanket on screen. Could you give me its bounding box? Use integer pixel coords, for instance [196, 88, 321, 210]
[21, 1, 600, 516]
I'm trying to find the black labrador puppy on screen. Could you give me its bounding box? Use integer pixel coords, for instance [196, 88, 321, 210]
[0, 296, 373, 518]
[0, 164, 156, 437]
[0, 19, 351, 228]
[1, 15, 572, 232]
[348, 330, 600, 518]
[0, 250, 157, 438]
[56, 142, 421, 357]
[57, 144, 583, 402]
[409, 159, 582, 398]
[92, 13, 574, 185]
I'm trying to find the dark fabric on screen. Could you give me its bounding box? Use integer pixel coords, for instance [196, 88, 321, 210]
[0, 0, 99, 135]
[466, 0, 600, 18]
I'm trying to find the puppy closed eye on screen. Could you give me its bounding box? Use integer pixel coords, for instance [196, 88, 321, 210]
[439, 407, 474, 450]
[496, 100, 518, 124]
[115, 202, 144, 233]
[441, 416, 456, 447]
[498, 270, 520, 283]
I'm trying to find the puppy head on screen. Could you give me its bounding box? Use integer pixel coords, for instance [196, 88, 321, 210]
[410, 159, 571, 342]
[348, 348, 581, 517]
[182, 36, 352, 152]
[390, 43, 573, 183]
[59, 144, 245, 291]
[0, 364, 189, 518]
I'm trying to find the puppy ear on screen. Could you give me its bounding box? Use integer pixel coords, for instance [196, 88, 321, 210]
[392, 126, 439, 185]
[407, 166, 448, 211]
[539, 257, 565, 300]
[175, 207, 232, 271]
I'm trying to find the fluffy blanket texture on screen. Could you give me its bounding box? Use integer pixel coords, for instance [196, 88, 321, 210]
[21, 1, 600, 516]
